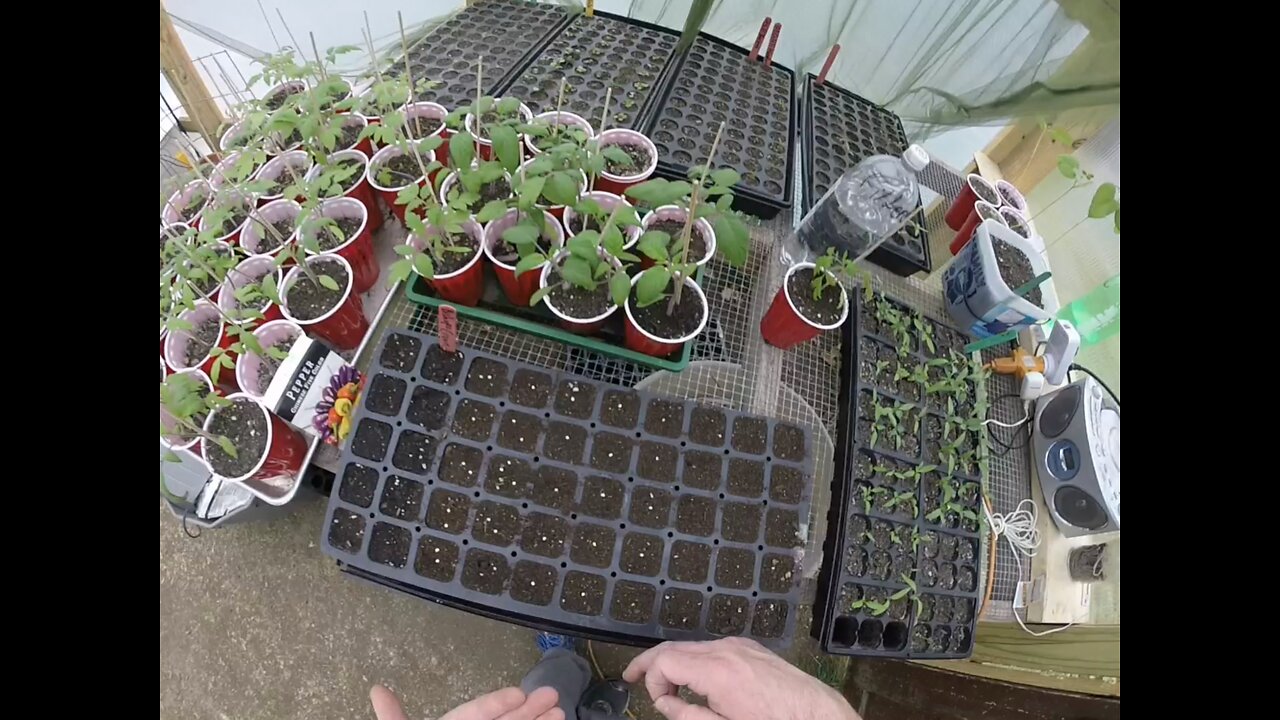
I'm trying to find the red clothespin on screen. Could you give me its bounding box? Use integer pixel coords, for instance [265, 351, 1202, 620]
[765, 23, 781, 66]
[748, 17, 771, 62]
[438, 305, 459, 353]
[817, 44, 840, 85]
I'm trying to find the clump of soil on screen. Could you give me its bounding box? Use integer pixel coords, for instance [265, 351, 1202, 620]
[310, 216, 363, 252]
[530, 465, 578, 511]
[731, 417, 768, 454]
[204, 397, 267, 478]
[547, 264, 615, 320]
[726, 458, 765, 498]
[425, 489, 471, 535]
[647, 219, 709, 263]
[520, 512, 568, 558]
[707, 594, 749, 636]
[461, 548, 510, 595]
[472, 500, 521, 546]
[485, 454, 533, 499]
[751, 600, 787, 638]
[636, 441, 678, 482]
[760, 554, 796, 593]
[378, 474, 423, 521]
[414, 535, 459, 582]
[688, 406, 727, 446]
[328, 509, 365, 553]
[629, 279, 705, 342]
[992, 237, 1042, 308]
[628, 486, 673, 528]
[351, 418, 392, 461]
[681, 451, 723, 490]
[496, 410, 541, 452]
[610, 580, 655, 623]
[368, 522, 411, 568]
[765, 508, 800, 549]
[588, 431, 633, 474]
[285, 258, 349, 321]
[660, 589, 704, 630]
[542, 421, 588, 464]
[768, 465, 804, 504]
[254, 335, 295, 392]
[365, 374, 407, 416]
[620, 532, 663, 576]
[600, 389, 640, 428]
[380, 333, 422, 372]
[604, 142, 652, 176]
[453, 399, 498, 442]
[554, 380, 597, 419]
[391, 430, 437, 474]
[439, 444, 483, 487]
[406, 386, 451, 430]
[643, 399, 684, 438]
[714, 547, 755, 589]
[561, 571, 606, 616]
[422, 344, 464, 384]
[787, 266, 844, 326]
[578, 475, 624, 519]
[338, 463, 378, 508]
[570, 523, 616, 568]
[510, 560, 557, 606]
[465, 357, 510, 397]
[183, 317, 221, 367]
[510, 368, 553, 408]
[675, 495, 716, 537]
[668, 540, 711, 583]
[721, 503, 762, 544]
[772, 424, 806, 461]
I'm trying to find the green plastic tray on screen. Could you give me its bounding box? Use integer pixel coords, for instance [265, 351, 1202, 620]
[403, 263, 698, 372]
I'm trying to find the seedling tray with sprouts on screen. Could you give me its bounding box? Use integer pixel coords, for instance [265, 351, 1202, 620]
[801, 75, 931, 276]
[643, 33, 796, 218]
[388, 0, 572, 111]
[321, 329, 815, 648]
[497, 11, 681, 130]
[812, 290, 985, 658]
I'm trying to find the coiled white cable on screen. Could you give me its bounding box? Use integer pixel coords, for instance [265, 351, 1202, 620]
[984, 499, 1078, 636]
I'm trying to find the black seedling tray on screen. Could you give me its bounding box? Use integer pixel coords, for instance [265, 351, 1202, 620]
[801, 75, 931, 276]
[497, 11, 681, 131]
[643, 34, 796, 219]
[389, 0, 572, 111]
[321, 329, 815, 648]
[812, 291, 983, 658]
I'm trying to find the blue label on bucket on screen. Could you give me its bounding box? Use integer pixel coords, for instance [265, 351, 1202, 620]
[944, 239, 1037, 338]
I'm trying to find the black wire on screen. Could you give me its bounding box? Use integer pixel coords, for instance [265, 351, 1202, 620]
[987, 392, 1033, 456]
[1069, 363, 1119, 406]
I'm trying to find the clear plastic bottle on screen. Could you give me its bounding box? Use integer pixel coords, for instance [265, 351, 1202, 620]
[781, 144, 930, 265]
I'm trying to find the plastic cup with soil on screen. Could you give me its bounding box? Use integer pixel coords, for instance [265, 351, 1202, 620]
[302, 196, 378, 294]
[218, 116, 262, 154]
[991, 236, 1044, 309]
[175, 240, 235, 302]
[255, 150, 314, 203]
[998, 206, 1035, 243]
[537, 248, 624, 335]
[279, 253, 368, 350]
[595, 128, 659, 196]
[525, 111, 594, 156]
[164, 300, 236, 389]
[217, 254, 284, 328]
[516, 158, 586, 218]
[995, 179, 1027, 212]
[483, 208, 565, 306]
[200, 393, 309, 494]
[944, 173, 1000, 230]
[408, 218, 486, 307]
[465, 99, 534, 159]
[439, 169, 516, 216]
[304, 148, 382, 233]
[951, 200, 1003, 256]
[623, 269, 709, 357]
[159, 369, 215, 452]
[162, 179, 212, 227]
[760, 262, 849, 349]
[367, 145, 434, 223]
[208, 150, 265, 193]
[235, 319, 301, 399]
[201, 193, 255, 245]
[262, 80, 306, 111]
[239, 199, 299, 258]
[640, 205, 716, 268]
[563, 191, 640, 247]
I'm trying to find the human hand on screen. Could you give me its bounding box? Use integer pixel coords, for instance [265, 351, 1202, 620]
[622, 637, 860, 720]
[370, 684, 564, 720]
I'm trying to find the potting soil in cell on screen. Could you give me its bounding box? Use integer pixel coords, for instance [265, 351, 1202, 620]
[320, 329, 817, 647]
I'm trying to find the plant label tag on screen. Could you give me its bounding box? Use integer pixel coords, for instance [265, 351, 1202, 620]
[438, 305, 459, 353]
[263, 334, 350, 439]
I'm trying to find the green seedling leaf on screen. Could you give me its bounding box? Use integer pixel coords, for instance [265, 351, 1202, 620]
[490, 125, 521, 173]
[528, 284, 554, 307]
[542, 172, 581, 207]
[1056, 154, 1079, 179]
[711, 213, 749, 268]
[635, 267, 671, 308]
[710, 168, 741, 187]
[1048, 127, 1074, 146]
[476, 200, 508, 223]
[636, 231, 670, 261]
[1089, 182, 1120, 218]
[560, 255, 595, 289]
[318, 274, 340, 291]
[864, 599, 890, 616]
[449, 132, 475, 171]
[609, 272, 631, 307]
[412, 254, 435, 279]
[502, 224, 540, 247]
[215, 435, 238, 459]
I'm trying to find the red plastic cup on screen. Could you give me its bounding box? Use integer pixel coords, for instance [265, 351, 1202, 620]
[760, 262, 849, 349]
[484, 209, 564, 306]
[200, 393, 309, 485]
[304, 197, 378, 294]
[623, 272, 709, 357]
[411, 219, 486, 306]
[466, 100, 532, 162]
[950, 200, 1002, 256]
[160, 368, 215, 454]
[945, 173, 998, 230]
[238, 199, 299, 259]
[524, 111, 595, 157]
[162, 179, 212, 227]
[367, 145, 432, 223]
[305, 149, 382, 233]
[280, 253, 369, 350]
[163, 300, 240, 391]
[637, 205, 715, 270]
[218, 254, 284, 327]
[538, 248, 621, 335]
[336, 113, 374, 158]
[208, 151, 264, 194]
[235, 320, 302, 399]
[254, 150, 313, 206]
[405, 102, 452, 168]
[996, 179, 1028, 213]
[198, 192, 255, 247]
[595, 129, 659, 197]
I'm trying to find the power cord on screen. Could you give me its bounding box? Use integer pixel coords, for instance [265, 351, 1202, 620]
[1069, 363, 1119, 406]
[983, 499, 1078, 637]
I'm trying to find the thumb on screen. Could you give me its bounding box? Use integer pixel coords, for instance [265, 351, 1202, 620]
[370, 685, 410, 720]
[653, 695, 727, 720]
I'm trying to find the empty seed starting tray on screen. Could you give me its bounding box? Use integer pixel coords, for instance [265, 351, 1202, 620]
[321, 329, 815, 648]
[802, 75, 931, 276]
[389, 0, 572, 111]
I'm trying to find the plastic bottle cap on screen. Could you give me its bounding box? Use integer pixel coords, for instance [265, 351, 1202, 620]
[903, 144, 929, 171]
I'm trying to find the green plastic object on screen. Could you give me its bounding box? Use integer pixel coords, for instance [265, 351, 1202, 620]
[403, 269, 698, 372]
[1058, 274, 1120, 346]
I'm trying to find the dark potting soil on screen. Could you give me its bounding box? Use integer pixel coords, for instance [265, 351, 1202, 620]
[567, 213, 606, 235]
[461, 548, 510, 595]
[392, 430, 437, 474]
[992, 237, 1042, 308]
[726, 458, 765, 498]
[178, 191, 207, 222]
[380, 333, 422, 372]
[765, 509, 800, 549]
[254, 337, 292, 392]
[457, 178, 513, 215]
[600, 389, 640, 429]
[644, 399, 684, 438]
[629, 486, 673, 528]
[714, 547, 755, 590]
[547, 266, 614, 321]
[406, 386, 451, 430]
[352, 419, 392, 461]
[473, 500, 522, 547]
[439, 443, 483, 487]
[378, 474, 424, 521]
[787, 267, 844, 326]
[561, 571, 606, 616]
[760, 554, 796, 594]
[520, 512, 568, 558]
[365, 374, 407, 416]
[204, 397, 268, 478]
[264, 85, 303, 111]
[486, 455, 533, 499]
[588, 431, 632, 474]
[313, 216, 363, 252]
[751, 600, 787, 638]
[476, 110, 520, 140]
[429, 231, 481, 276]
[570, 523, 616, 568]
[647, 219, 708, 263]
[378, 154, 423, 187]
[681, 451, 722, 490]
[772, 424, 805, 461]
[636, 441, 678, 483]
[465, 357, 510, 397]
[369, 522, 411, 568]
[423, 344, 465, 384]
[731, 417, 768, 455]
[510, 560, 557, 606]
[321, 158, 366, 195]
[554, 379, 597, 419]
[215, 204, 251, 237]
[845, 547, 866, 577]
[610, 580, 656, 624]
[628, 282, 705, 343]
[579, 475, 624, 519]
[493, 228, 555, 265]
[284, 258, 349, 321]
[973, 180, 1000, 205]
[426, 489, 471, 535]
[452, 399, 498, 442]
[768, 465, 804, 505]
[339, 463, 378, 508]
[604, 142, 652, 177]
[674, 495, 716, 537]
[660, 589, 704, 630]
[542, 421, 587, 464]
[415, 535, 460, 582]
[707, 594, 749, 636]
[997, 184, 1021, 208]
[497, 410, 541, 453]
[184, 317, 221, 367]
[668, 540, 712, 583]
[620, 532, 663, 576]
[509, 368, 553, 408]
[410, 115, 443, 138]
[531, 465, 578, 511]
[336, 123, 362, 152]
[721, 503, 762, 544]
[688, 407, 726, 446]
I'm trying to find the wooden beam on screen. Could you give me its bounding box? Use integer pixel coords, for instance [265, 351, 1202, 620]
[973, 621, 1121, 678]
[160, 0, 225, 151]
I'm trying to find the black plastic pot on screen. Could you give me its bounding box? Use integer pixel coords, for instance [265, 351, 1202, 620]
[811, 291, 982, 659]
[643, 34, 796, 219]
[801, 75, 931, 276]
[321, 329, 815, 648]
